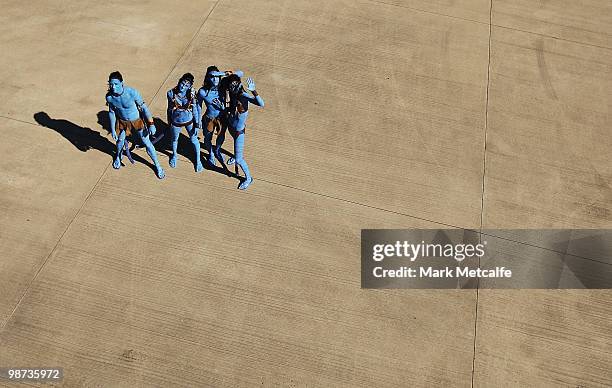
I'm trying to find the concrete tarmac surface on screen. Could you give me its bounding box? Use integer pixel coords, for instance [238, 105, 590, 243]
[1, 0, 611, 386]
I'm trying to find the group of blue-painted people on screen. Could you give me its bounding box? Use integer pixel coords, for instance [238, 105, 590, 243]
[105, 66, 264, 190]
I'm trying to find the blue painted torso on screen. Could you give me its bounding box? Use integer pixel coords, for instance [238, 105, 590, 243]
[228, 93, 251, 130]
[198, 87, 224, 119]
[106, 86, 142, 121]
[228, 92, 265, 131]
[168, 89, 194, 125]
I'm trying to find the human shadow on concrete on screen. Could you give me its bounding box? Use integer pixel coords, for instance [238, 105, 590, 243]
[34, 111, 114, 155]
[99, 111, 236, 177]
[157, 122, 237, 178]
[196, 129, 242, 180]
[34, 111, 152, 170]
[36, 110, 240, 179]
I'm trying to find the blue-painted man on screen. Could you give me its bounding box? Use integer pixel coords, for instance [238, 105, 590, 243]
[106, 71, 165, 179]
[167, 73, 203, 171]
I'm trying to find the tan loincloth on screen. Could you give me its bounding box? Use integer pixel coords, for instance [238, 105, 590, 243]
[206, 116, 223, 134]
[116, 117, 146, 137]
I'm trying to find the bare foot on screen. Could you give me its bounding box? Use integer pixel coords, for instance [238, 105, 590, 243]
[238, 177, 253, 190]
[156, 166, 165, 179]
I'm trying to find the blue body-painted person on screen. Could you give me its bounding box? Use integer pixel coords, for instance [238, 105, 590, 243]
[167, 73, 203, 172]
[106, 71, 165, 179]
[196, 67, 243, 168]
[222, 74, 264, 190]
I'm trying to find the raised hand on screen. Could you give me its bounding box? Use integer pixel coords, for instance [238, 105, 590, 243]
[246, 77, 256, 92]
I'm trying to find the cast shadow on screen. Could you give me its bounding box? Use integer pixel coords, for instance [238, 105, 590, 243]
[34, 111, 114, 155]
[199, 128, 240, 179]
[160, 123, 237, 178]
[33, 111, 152, 169]
[36, 110, 240, 179]
[98, 111, 236, 177]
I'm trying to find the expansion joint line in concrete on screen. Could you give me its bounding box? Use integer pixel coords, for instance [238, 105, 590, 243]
[371, 0, 612, 53]
[472, 1, 493, 386]
[493, 24, 612, 52]
[0, 162, 110, 333]
[366, 0, 488, 25]
[0, 1, 221, 334]
[255, 177, 467, 229]
[150, 0, 221, 103]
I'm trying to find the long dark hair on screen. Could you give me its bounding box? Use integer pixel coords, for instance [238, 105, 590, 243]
[220, 74, 245, 113]
[202, 65, 220, 91]
[173, 73, 195, 99]
[221, 73, 242, 96]
[177, 72, 194, 88]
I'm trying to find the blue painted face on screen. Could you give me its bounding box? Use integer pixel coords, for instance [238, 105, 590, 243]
[108, 78, 123, 95]
[178, 80, 191, 94]
[210, 76, 220, 87]
[230, 81, 241, 95]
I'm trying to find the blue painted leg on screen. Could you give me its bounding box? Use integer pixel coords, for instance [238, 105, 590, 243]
[187, 124, 203, 172]
[113, 130, 126, 169]
[124, 141, 135, 164]
[234, 133, 252, 190]
[169, 125, 180, 168]
[137, 129, 165, 179]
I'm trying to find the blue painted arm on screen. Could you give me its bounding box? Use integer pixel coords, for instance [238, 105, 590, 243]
[196, 88, 205, 111]
[166, 91, 174, 126]
[212, 96, 225, 110]
[212, 69, 244, 78]
[133, 89, 154, 124]
[193, 93, 202, 128]
[140, 102, 154, 124]
[244, 77, 264, 107]
[243, 93, 264, 107]
[108, 105, 117, 137]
